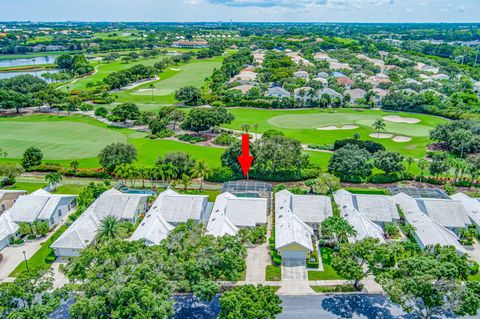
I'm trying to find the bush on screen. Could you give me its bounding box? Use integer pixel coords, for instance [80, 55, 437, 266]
[368, 172, 404, 184]
[307, 144, 334, 151]
[155, 129, 175, 138]
[206, 167, 241, 183]
[469, 261, 479, 275]
[95, 106, 109, 118]
[176, 134, 206, 144]
[333, 138, 385, 154]
[45, 251, 56, 263]
[213, 132, 237, 146]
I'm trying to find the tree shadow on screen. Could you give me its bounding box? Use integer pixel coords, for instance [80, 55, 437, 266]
[173, 294, 220, 319]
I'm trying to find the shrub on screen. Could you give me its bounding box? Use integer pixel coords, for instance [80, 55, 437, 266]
[368, 173, 403, 184]
[307, 144, 335, 151]
[155, 129, 175, 138]
[206, 167, 241, 183]
[213, 132, 237, 146]
[333, 138, 385, 154]
[176, 134, 206, 144]
[469, 261, 479, 275]
[95, 106, 109, 118]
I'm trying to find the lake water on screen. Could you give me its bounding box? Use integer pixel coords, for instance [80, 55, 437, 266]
[0, 55, 56, 68]
[0, 69, 60, 81]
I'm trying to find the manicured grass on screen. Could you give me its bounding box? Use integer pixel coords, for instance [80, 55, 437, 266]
[10, 224, 69, 277]
[345, 187, 389, 195]
[310, 285, 358, 293]
[265, 265, 282, 281]
[307, 247, 344, 280]
[0, 114, 223, 168]
[177, 189, 221, 202]
[116, 57, 223, 106]
[223, 108, 447, 158]
[3, 182, 47, 193]
[54, 183, 87, 195]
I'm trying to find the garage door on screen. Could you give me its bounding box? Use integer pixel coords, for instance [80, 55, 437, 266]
[282, 250, 307, 262]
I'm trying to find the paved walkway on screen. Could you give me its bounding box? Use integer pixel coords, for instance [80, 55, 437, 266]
[0, 209, 76, 282]
[282, 261, 308, 281]
[50, 258, 69, 289]
[245, 244, 269, 281]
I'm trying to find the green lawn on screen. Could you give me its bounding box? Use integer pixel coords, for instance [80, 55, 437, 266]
[224, 108, 447, 159]
[308, 247, 344, 280]
[3, 182, 47, 193]
[266, 265, 282, 281]
[345, 187, 389, 195]
[0, 114, 223, 168]
[10, 224, 69, 277]
[116, 57, 223, 106]
[310, 285, 358, 293]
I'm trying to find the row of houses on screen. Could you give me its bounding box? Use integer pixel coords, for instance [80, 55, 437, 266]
[0, 189, 76, 251]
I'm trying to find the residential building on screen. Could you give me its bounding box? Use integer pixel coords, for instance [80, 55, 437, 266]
[431, 74, 449, 80]
[450, 193, 480, 231]
[294, 86, 315, 101]
[371, 88, 389, 106]
[9, 189, 76, 228]
[149, 189, 209, 225]
[0, 212, 18, 251]
[329, 61, 352, 71]
[266, 86, 291, 98]
[336, 76, 354, 88]
[230, 69, 257, 83]
[0, 190, 26, 215]
[312, 77, 329, 87]
[344, 88, 366, 104]
[317, 88, 343, 100]
[130, 205, 174, 246]
[206, 192, 268, 237]
[229, 84, 255, 94]
[313, 52, 330, 61]
[293, 70, 309, 79]
[275, 190, 314, 263]
[172, 39, 208, 48]
[51, 189, 149, 257]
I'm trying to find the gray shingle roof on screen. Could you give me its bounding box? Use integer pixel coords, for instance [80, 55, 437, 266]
[150, 189, 208, 224]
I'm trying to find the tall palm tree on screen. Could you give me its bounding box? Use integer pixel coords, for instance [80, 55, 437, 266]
[180, 174, 191, 191]
[406, 157, 414, 173]
[417, 159, 429, 182]
[96, 216, 123, 243]
[241, 123, 251, 134]
[372, 119, 386, 138]
[191, 160, 213, 190]
[149, 83, 155, 104]
[252, 123, 259, 141]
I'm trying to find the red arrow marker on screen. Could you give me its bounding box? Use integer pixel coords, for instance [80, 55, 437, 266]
[237, 134, 254, 178]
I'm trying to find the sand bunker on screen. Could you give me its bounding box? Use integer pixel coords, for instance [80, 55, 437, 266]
[369, 133, 394, 139]
[383, 115, 420, 124]
[317, 125, 359, 131]
[392, 136, 412, 142]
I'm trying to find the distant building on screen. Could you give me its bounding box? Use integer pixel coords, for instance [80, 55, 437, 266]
[336, 76, 354, 88]
[344, 88, 366, 104]
[172, 39, 208, 48]
[293, 70, 309, 79]
[0, 212, 18, 251]
[0, 190, 26, 215]
[266, 86, 291, 98]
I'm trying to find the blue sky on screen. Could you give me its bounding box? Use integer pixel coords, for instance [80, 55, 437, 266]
[0, 0, 478, 22]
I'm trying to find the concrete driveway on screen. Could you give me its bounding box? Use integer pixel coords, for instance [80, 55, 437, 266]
[245, 244, 269, 281]
[282, 261, 307, 281]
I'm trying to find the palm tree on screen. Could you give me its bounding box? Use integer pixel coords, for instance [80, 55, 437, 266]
[180, 174, 191, 191]
[241, 123, 251, 134]
[252, 123, 259, 141]
[45, 172, 62, 189]
[406, 157, 414, 173]
[191, 160, 213, 190]
[372, 119, 386, 138]
[149, 83, 155, 104]
[96, 216, 123, 243]
[417, 159, 429, 182]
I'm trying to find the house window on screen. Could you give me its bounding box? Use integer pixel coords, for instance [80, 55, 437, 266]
[58, 209, 62, 217]
[50, 217, 54, 224]
[1, 204, 5, 212]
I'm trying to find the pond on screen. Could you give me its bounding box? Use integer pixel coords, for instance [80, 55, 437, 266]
[0, 55, 56, 68]
[0, 69, 61, 81]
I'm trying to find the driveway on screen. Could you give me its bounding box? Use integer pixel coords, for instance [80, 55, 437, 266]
[0, 209, 75, 281]
[282, 261, 307, 281]
[245, 244, 269, 281]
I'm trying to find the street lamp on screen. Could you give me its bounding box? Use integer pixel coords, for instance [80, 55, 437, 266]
[22, 250, 29, 272]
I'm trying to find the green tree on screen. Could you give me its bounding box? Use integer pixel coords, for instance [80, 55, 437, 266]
[0, 162, 24, 185]
[45, 172, 62, 188]
[374, 151, 405, 174]
[21, 147, 43, 169]
[33, 220, 50, 237]
[219, 285, 283, 319]
[110, 102, 140, 123]
[306, 173, 341, 195]
[417, 159, 429, 181]
[70, 160, 80, 172]
[181, 106, 234, 133]
[175, 86, 202, 106]
[406, 157, 414, 173]
[96, 216, 124, 243]
[191, 160, 213, 190]
[179, 173, 191, 192]
[372, 118, 387, 138]
[328, 144, 373, 181]
[98, 143, 137, 173]
[320, 215, 356, 244]
[429, 152, 450, 177]
[18, 222, 32, 237]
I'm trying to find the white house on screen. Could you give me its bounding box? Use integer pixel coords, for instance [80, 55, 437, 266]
[9, 189, 76, 228]
[293, 70, 309, 80]
[294, 86, 315, 102]
[393, 193, 466, 254]
[130, 210, 174, 246]
[0, 212, 18, 251]
[393, 193, 470, 235]
[206, 192, 268, 237]
[317, 88, 343, 100]
[266, 86, 291, 98]
[451, 193, 480, 231]
[0, 190, 26, 215]
[344, 88, 366, 104]
[275, 190, 314, 263]
[51, 189, 149, 257]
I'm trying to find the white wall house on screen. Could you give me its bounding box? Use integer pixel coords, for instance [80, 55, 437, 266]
[9, 189, 76, 228]
[451, 193, 480, 231]
[0, 212, 19, 251]
[393, 193, 466, 254]
[0, 190, 26, 215]
[206, 192, 268, 237]
[51, 189, 149, 257]
[275, 190, 314, 263]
